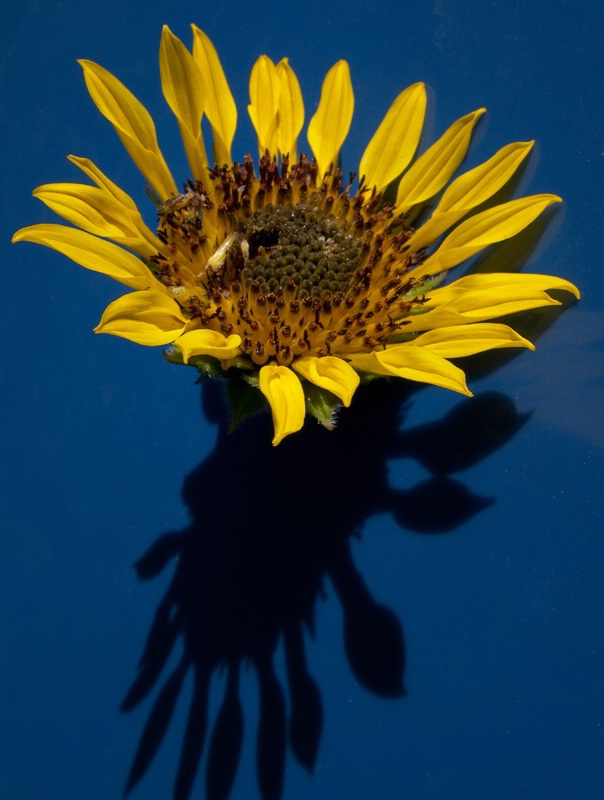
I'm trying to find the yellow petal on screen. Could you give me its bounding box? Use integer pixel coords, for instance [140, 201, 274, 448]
[415, 194, 562, 277]
[307, 60, 354, 181]
[395, 108, 485, 211]
[12, 224, 155, 290]
[410, 323, 535, 357]
[79, 59, 177, 199]
[359, 82, 426, 193]
[33, 183, 132, 237]
[67, 155, 138, 210]
[174, 329, 242, 361]
[401, 273, 576, 332]
[32, 183, 156, 258]
[248, 55, 280, 157]
[430, 288, 560, 324]
[405, 298, 558, 332]
[258, 364, 305, 445]
[276, 58, 304, 162]
[293, 356, 360, 407]
[437, 141, 535, 215]
[349, 347, 472, 396]
[159, 25, 209, 181]
[94, 290, 186, 345]
[409, 141, 534, 250]
[191, 24, 237, 166]
[67, 155, 164, 254]
[426, 272, 581, 304]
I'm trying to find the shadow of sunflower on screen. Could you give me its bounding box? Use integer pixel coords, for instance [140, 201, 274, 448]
[122, 379, 528, 800]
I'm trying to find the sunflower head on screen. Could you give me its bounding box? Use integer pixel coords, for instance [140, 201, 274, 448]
[13, 24, 579, 444]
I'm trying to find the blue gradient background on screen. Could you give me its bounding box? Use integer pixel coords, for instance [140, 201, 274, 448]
[1, 1, 602, 798]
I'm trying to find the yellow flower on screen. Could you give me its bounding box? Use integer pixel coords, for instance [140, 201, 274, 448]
[13, 24, 579, 445]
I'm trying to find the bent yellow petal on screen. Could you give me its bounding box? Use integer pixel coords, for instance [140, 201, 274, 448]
[191, 24, 237, 166]
[174, 329, 242, 361]
[32, 183, 157, 258]
[67, 155, 163, 254]
[259, 365, 305, 445]
[410, 323, 534, 357]
[409, 141, 534, 250]
[395, 108, 485, 211]
[293, 356, 360, 407]
[160, 25, 209, 181]
[349, 346, 472, 396]
[276, 58, 304, 162]
[248, 55, 280, 157]
[359, 82, 426, 193]
[415, 195, 562, 278]
[67, 155, 139, 210]
[94, 290, 186, 345]
[79, 59, 177, 199]
[33, 183, 134, 238]
[307, 60, 354, 181]
[12, 224, 155, 290]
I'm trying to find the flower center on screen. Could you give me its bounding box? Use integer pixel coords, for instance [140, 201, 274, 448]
[151, 163, 430, 367]
[236, 204, 364, 301]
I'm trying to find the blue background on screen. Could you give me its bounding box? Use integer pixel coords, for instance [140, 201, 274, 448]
[1, 1, 602, 798]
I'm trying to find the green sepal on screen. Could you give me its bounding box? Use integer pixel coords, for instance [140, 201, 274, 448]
[221, 356, 256, 372]
[164, 345, 231, 378]
[303, 381, 342, 430]
[227, 377, 267, 433]
[242, 372, 260, 388]
[356, 369, 382, 385]
[163, 345, 184, 365]
[189, 355, 226, 377]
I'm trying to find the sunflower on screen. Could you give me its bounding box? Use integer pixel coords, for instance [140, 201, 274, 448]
[13, 25, 579, 444]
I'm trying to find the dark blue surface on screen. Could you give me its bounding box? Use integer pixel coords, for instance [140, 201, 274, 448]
[1, 2, 602, 798]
